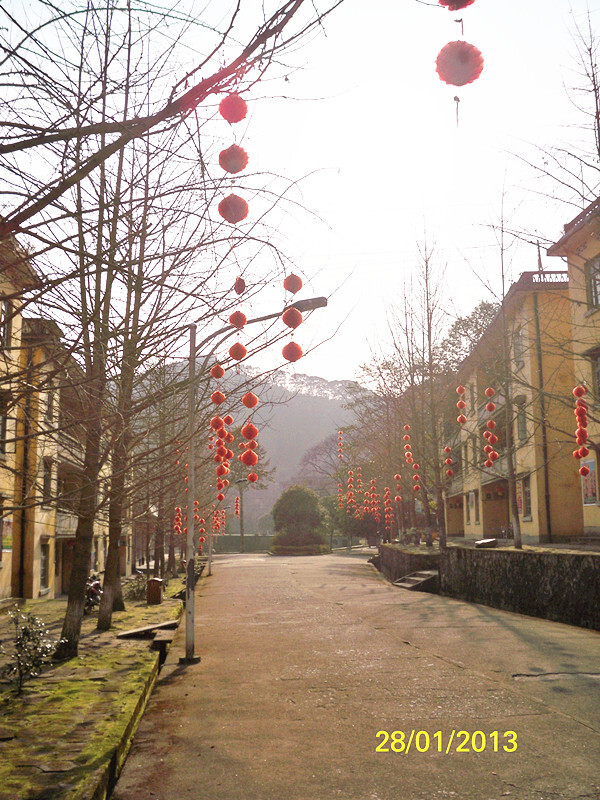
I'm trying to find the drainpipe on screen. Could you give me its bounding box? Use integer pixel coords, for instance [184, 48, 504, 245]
[533, 293, 552, 543]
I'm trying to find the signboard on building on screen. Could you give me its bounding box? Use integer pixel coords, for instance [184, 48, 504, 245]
[581, 458, 597, 505]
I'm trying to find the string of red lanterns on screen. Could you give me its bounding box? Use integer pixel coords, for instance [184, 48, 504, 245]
[482, 387, 499, 469]
[572, 385, 591, 476]
[282, 274, 304, 363]
[218, 93, 250, 224]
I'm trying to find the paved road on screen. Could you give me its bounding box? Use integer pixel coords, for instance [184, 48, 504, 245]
[112, 553, 600, 800]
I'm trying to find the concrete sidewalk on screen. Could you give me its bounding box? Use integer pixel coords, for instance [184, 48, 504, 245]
[112, 553, 600, 800]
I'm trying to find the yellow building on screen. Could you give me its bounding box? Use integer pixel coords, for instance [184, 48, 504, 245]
[445, 270, 583, 544]
[549, 197, 600, 537]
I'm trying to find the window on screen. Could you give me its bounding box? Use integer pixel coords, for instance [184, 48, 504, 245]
[42, 458, 53, 505]
[514, 328, 524, 368]
[522, 475, 532, 518]
[469, 383, 475, 413]
[462, 443, 469, 473]
[516, 403, 527, 441]
[474, 490, 480, 524]
[588, 256, 600, 307]
[465, 493, 471, 524]
[40, 541, 49, 590]
[0, 299, 12, 350]
[45, 389, 53, 423]
[0, 393, 9, 455]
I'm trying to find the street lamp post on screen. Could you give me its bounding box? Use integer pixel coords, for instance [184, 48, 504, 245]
[180, 295, 328, 663]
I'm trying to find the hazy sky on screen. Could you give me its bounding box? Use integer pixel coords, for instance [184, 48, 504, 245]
[228, 0, 600, 383]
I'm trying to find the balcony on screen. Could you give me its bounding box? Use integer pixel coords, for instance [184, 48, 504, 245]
[55, 510, 78, 539]
[481, 453, 509, 485]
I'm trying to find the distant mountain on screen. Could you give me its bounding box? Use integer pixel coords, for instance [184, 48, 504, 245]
[238, 371, 362, 532]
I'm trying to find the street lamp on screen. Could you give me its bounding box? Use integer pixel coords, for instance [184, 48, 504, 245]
[180, 295, 328, 664]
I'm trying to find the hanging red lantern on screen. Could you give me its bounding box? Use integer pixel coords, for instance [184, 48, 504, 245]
[241, 449, 258, 467]
[223, 414, 234, 425]
[413, 485, 421, 492]
[573, 385, 587, 398]
[456, 399, 466, 409]
[229, 342, 247, 361]
[234, 277, 246, 295]
[444, 446, 451, 454]
[248, 472, 258, 483]
[283, 274, 303, 294]
[219, 93, 247, 123]
[282, 341, 303, 362]
[211, 364, 225, 379]
[403, 424, 411, 431]
[456, 385, 466, 395]
[486, 420, 496, 430]
[282, 307, 303, 329]
[219, 143, 249, 174]
[241, 422, 258, 439]
[446, 468, 454, 477]
[242, 392, 259, 409]
[436, 41, 484, 87]
[439, 0, 475, 9]
[210, 416, 223, 430]
[579, 446, 590, 458]
[211, 390, 226, 405]
[218, 194, 249, 224]
[484, 459, 493, 469]
[229, 311, 247, 329]
[216, 492, 225, 502]
[580, 465, 590, 477]
[484, 387, 495, 398]
[486, 401, 496, 412]
[394, 473, 401, 481]
[457, 414, 467, 424]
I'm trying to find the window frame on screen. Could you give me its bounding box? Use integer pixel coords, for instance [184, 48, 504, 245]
[588, 256, 600, 308]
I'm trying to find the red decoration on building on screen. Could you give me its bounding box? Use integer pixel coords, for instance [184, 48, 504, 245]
[436, 41, 484, 87]
[219, 93, 247, 123]
[282, 307, 303, 329]
[229, 311, 247, 329]
[229, 342, 247, 361]
[282, 341, 303, 362]
[283, 274, 303, 294]
[218, 194, 249, 224]
[219, 144, 249, 173]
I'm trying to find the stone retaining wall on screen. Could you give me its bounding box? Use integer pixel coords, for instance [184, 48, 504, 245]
[440, 545, 600, 630]
[379, 544, 440, 583]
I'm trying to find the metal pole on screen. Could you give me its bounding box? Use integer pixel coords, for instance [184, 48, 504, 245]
[239, 482, 245, 553]
[183, 323, 200, 664]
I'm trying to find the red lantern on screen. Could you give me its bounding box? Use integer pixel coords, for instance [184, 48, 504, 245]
[486, 401, 496, 412]
[219, 144, 249, 173]
[223, 414, 234, 425]
[211, 390, 226, 405]
[229, 311, 247, 329]
[444, 446, 451, 454]
[219, 93, 247, 123]
[217, 492, 225, 502]
[456, 385, 466, 395]
[229, 342, 247, 361]
[446, 469, 454, 477]
[436, 41, 484, 87]
[579, 446, 590, 458]
[242, 392, 259, 409]
[484, 459, 493, 469]
[484, 387, 495, 398]
[211, 364, 225, 379]
[403, 424, 411, 431]
[445, 457, 453, 465]
[580, 465, 590, 477]
[413, 485, 421, 492]
[439, 0, 475, 8]
[456, 400, 466, 409]
[241, 422, 258, 439]
[457, 414, 467, 424]
[486, 420, 496, 430]
[393, 473, 401, 481]
[241, 449, 258, 467]
[282, 341, 303, 362]
[573, 385, 587, 398]
[248, 472, 258, 483]
[283, 274, 303, 294]
[218, 194, 249, 224]
[210, 415, 223, 429]
[282, 307, 303, 329]
[234, 276, 246, 295]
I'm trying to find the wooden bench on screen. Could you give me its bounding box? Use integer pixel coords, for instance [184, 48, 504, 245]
[152, 628, 176, 667]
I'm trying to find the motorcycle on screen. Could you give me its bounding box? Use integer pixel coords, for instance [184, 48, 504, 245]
[84, 574, 103, 614]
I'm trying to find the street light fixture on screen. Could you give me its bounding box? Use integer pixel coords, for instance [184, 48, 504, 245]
[180, 295, 328, 664]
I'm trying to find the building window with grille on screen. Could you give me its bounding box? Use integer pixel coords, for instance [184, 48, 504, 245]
[0, 299, 12, 350]
[45, 388, 54, 423]
[513, 328, 524, 369]
[465, 493, 471, 524]
[588, 257, 600, 308]
[522, 475, 532, 519]
[40, 541, 50, 591]
[516, 402, 527, 441]
[474, 489, 480, 524]
[42, 458, 53, 505]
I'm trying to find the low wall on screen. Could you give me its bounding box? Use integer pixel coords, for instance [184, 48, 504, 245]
[379, 544, 440, 583]
[440, 545, 600, 631]
[210, 535, 272, 554]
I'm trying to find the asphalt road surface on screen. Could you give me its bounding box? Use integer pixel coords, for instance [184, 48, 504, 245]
[112, 552, 600, 800]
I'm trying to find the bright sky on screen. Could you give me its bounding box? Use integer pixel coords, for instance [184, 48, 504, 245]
[234, 0, 600, 383]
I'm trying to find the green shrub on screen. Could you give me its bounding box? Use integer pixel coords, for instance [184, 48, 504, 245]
[1, 607, 64, 694]
[123, 573, 148, 601]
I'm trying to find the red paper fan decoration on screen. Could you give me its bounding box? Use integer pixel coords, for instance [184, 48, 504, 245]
[234, 277, 246, 295]
[242, 392, 259, 409]
[229, 342, 247, 361]
[229, 311, 247, 329]
[219, 144, 249, 174]
[218, 194, 248, 224]
[439, 0, 475, 9]
[219, 93, 247, 123]
[283, 274, 303, 294]
[211, 364, 225, 379]
[436, 41, 484, 87]
[282, 341, 303, 362]
[282, 307, 303, 329]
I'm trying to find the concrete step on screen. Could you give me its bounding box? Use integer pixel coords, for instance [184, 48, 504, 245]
[393, 569, 439, 593]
